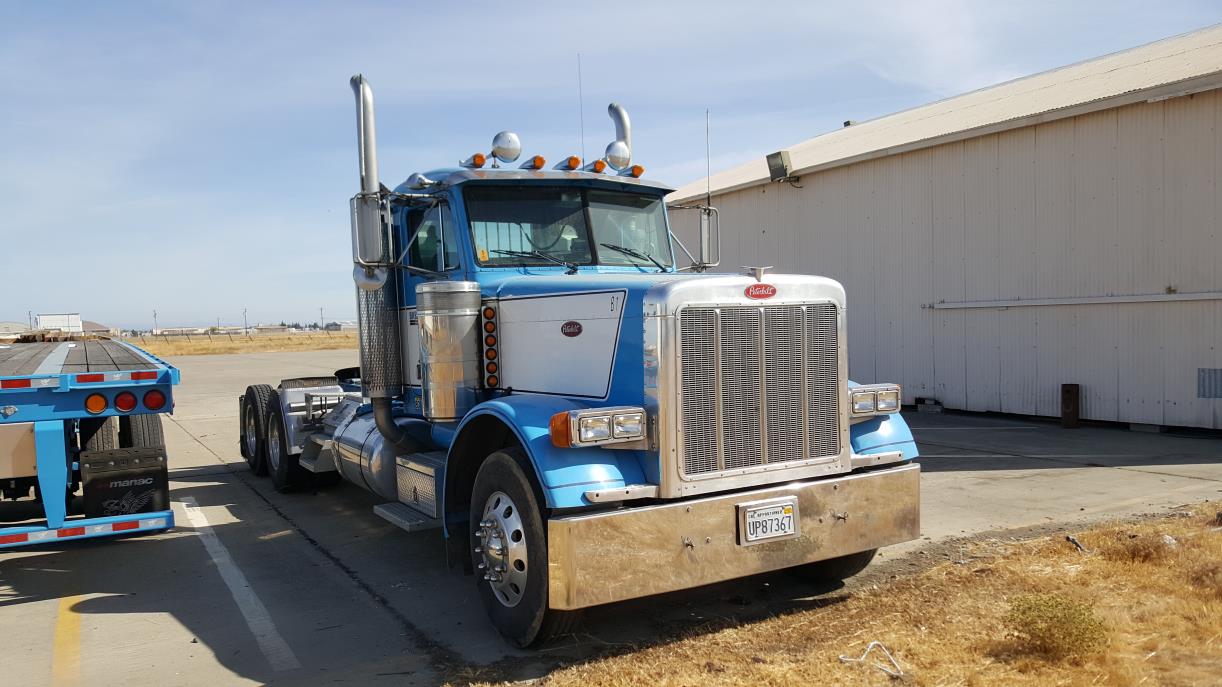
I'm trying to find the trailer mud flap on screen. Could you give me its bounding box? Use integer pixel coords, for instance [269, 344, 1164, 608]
[80, 447, 170, 518]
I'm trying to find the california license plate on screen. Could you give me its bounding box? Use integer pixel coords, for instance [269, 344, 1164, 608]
[737, 496, 800, 546]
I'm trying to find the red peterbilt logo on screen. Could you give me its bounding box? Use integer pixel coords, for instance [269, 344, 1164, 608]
[561, 321, 583, 337]
[744, 284, 777, 300]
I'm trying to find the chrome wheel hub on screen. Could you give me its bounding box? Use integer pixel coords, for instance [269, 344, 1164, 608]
[267, 420, 281, 471]
[474, 490, 528, 607]
[244, 411, 258, 457]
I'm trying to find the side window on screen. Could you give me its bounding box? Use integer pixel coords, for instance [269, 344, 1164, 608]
[406, 204, 460, 271]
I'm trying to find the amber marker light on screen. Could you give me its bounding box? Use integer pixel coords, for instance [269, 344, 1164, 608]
[486, 375, 499, 387]
[85, 393, 108, 414]
[549, 411, 572, 448]
[485, 334, 497, 347]
[629, 164, 645, 178]
[521, 154, 545, 170]
[591, 159, 607, 173]
[485, 361, 498, 374]
[565, 155, 581, 170]
[485, 349, 497, 361]
[483, 320, 496, 333]
[463, 152, 487, 168]
[482, 306, 496, 319]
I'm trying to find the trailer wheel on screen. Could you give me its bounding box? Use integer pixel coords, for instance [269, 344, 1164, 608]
[79, 417, 119, 451]
[788, 548, 878, 583]
[240, 384, 274, 475]
[265, 390, 307, 492]
[119, 414, 165, 448]
[469, 448, 580, 647]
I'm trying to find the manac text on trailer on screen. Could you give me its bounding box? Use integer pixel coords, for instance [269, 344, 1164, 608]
[238, 75, 921, 646]
[0, 339, 178, 547]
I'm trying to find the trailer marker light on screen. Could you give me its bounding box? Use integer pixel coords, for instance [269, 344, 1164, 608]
[143, 389, 166, 411]
[76, 373, 105, 383]
[85, 394, 108, 414]
[1, 378, 32, 389]
[114, 392, 137, 413]
[131, 371, 157, 381]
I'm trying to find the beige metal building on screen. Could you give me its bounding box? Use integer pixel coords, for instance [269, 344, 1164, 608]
[669, 26, 1222, 429]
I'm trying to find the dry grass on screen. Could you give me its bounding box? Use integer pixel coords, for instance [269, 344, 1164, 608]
[124, 332, 358, 357]
[469, 504, 1222, 686]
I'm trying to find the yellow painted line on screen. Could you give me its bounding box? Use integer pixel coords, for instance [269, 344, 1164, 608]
[51, 594, 83, 686]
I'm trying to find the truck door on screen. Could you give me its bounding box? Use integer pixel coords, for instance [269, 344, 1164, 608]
[401, 202, 461, 387]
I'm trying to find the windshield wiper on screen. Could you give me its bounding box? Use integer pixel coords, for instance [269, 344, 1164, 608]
[491, 249, 579, 275]
[599, 243, 666, 272]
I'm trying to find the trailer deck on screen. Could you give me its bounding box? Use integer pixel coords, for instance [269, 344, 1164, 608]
[0, 339, 159, 375]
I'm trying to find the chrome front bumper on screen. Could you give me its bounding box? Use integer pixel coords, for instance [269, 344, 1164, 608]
[547, 462, 920, 610]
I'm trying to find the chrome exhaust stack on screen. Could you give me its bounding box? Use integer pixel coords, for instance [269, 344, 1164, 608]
[347, 74, 416, 455]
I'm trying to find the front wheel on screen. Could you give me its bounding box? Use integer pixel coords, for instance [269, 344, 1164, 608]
[469, 448, 580, 647]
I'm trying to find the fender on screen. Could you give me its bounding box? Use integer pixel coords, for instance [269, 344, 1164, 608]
[446, 395, 650, 511]
[849, 412, 918, 461]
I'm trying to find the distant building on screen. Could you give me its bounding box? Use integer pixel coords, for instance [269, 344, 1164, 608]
[36, 313, 83, 333]
[82, 320, 116, 336]
[254, 325, 289, 334]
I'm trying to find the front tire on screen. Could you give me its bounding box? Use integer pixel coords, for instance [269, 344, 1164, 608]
[469, 448, 580, 647]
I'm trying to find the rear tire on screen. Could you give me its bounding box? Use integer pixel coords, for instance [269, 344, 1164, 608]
[469, 448, 581, 647]
[788, 549, 878, 583]
[119, 414, 164, 448]
[79, 417, 119, 451]
[265, 391, 307, 492]
[240, 384, 274, 475]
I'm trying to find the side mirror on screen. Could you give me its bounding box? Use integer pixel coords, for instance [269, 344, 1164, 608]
[698, 207, 720, 268]
[351, 194, 389, 290]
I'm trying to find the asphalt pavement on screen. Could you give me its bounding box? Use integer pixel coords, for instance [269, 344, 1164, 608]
[1, 349, 1219, 685]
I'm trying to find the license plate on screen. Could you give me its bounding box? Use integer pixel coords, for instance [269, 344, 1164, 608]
[737, 497, 800, 546]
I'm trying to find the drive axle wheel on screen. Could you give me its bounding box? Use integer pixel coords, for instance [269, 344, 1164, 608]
[240, 384, 273, 475]
[265, 390, 307, 492]
[469, 448, 580, 647]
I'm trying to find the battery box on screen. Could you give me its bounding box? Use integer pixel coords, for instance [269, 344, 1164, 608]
[80, 447, 169, 518]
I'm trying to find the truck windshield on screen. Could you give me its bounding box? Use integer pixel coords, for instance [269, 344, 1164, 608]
[465, 186, 673, 269]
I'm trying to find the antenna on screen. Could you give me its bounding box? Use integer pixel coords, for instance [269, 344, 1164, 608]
[577, 53, 586, 163]
[705, 109, 712, 206]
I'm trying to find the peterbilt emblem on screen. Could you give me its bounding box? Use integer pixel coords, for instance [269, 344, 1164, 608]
[561, 321, 583, 337]
[744, 284, 777, 299]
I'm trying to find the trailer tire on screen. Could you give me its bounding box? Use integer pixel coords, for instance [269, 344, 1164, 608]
[788, 548, 878, 583]
[265, 391, 307, 492]
[79, 417, 119, 451]
[119, 414, 165, 448]
[240, 384, 274, 475]
[469, 448, 580, 647]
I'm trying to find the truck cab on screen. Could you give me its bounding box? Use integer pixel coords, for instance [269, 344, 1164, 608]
[240, 75, 920, 647]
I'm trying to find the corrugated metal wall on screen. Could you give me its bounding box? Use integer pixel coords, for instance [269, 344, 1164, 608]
[671, 90, 1221, 428]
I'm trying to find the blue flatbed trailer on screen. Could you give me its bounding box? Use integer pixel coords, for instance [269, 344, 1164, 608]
[0, 338, 179, 548]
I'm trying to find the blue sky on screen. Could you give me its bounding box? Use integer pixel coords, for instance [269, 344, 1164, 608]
[3, 1, 1219, 329]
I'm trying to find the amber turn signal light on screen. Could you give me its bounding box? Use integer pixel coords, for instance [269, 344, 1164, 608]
[85, 394, 108, 414]
[549, 411, 571, 448]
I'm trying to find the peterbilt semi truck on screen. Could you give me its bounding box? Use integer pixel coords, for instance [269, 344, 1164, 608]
[238, 75, 920, 646]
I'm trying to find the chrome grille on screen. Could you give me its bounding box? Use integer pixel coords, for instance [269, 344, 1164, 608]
[679, 303, 840, 477]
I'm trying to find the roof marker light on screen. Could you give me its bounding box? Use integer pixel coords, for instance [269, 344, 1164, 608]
[520, 155, 546, 170]
[462, 152, 487, 169]
[555, 155, 581, 171]
[583, 159, 607, 174]
[625, 164, 645, 178]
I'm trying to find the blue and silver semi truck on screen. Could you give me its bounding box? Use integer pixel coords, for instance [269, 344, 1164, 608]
[0, 339, 178, 548]
[238, 76, 920, 646]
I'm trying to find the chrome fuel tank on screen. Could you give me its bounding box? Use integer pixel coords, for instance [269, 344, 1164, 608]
[331, 401, 429, 501]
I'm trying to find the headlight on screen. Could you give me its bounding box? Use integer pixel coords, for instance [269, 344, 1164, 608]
[850, 384, 902, 416]
[876, 389, 900, 412]
[578, 416, 612, 442]
[551, 406, 647, 448]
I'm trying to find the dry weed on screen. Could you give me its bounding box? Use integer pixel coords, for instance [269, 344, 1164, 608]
[124, 333, 357, 357]
[1002, 593, 1107, 658]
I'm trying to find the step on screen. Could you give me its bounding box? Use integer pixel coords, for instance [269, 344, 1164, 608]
[373, 502, 442, 533]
